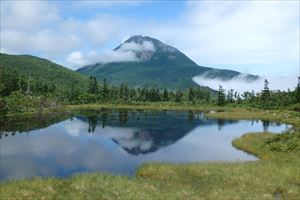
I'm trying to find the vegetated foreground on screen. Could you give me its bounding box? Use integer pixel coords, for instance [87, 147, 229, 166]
[1, 122, 299, 199]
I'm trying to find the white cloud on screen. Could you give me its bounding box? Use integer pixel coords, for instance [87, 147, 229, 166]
[0, 1, 59, 30]
[193, 74, 298, 93]
[64, 120, 87, 137]
[57, 15, 124, 47]
[0, 0, 298, 77]
[119, 41, 155, 52]
[101, 127, 153, 153]
[100, 50, 139, 63]
[66, 51, 89, 69]
[0, 2, 123, 60]
[32, 30, 81, 55]
[0, 48, 17, 55]
[119, 42, 142, 52]
[1, 30, 28, 52]
[84, 15, 119, 46]
[142, 41, 155, 51]
[66, 49, 138, 68]
[140, 1, 299, 75]
[1, 29, 81, 56]
[66, 41, 156, 68]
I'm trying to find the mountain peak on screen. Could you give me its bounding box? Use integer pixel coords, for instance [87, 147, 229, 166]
[78, 35, 259, 89]
[125, 35, 154, 43]
[114, 35, 178, 62]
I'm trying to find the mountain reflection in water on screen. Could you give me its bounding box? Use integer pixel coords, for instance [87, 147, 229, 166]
[0, 110, 289, 181]
[78, 110, 238, 155]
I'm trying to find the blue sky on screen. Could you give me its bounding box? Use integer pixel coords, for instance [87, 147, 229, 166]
[1, 0, 299, 77]
[57, 1, 186, 21]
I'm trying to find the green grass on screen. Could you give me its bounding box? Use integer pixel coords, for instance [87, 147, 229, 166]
[67, 103, 300, 127]
[206, 107, 300, 127]
[1, 104, 300, 199]
[0, 53, 89, 90]
[4, 102, 300, 126]
[66, 102, 228, 112]
[1, 130, 299, 199]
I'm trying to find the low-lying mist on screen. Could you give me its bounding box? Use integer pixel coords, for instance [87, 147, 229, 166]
[193, 74, 298, 93]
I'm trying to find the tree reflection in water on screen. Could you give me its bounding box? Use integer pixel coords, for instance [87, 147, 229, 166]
[119, 110, 128, 126]
[81, 110, 239, 155]
[0, 109, 289, 182]
[0, 110, 277, 157]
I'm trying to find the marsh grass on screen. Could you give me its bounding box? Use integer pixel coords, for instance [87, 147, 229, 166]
[1, 105, 299, 199]
[1, 130, 299, 199]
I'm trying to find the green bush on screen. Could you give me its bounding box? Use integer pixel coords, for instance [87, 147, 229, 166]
[265, 131, 300, 152]
[289, 103, 300, 112]
[4, 91, 59, 113]
[0, 98, 8, 117]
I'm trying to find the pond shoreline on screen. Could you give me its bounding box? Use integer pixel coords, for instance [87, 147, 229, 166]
[3, 103, 300, 127]
[1, 129, 299, 199]
[1, 104, 299, 198]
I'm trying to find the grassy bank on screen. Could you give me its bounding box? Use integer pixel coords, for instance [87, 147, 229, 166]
[3, 102, 300, 125]
[1, 104, 300, 199]
[1, 130, 299, 199]
[206, 108, 300, 127]
[65, 102, 227, 112]
[2, 102, 224, 121]
[67, 103, 300, 128]
[2, 102, 299, 140]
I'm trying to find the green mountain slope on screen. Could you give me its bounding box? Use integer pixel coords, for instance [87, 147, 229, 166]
[0, 53, 89, 91]
[78, 35, 258, 89]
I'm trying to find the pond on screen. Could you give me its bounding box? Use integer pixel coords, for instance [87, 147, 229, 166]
[0, 109, 290, 182]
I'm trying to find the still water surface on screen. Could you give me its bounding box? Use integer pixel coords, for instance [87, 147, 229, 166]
[0, 110, 289, 181]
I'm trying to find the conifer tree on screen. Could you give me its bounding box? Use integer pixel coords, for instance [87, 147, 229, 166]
[261, 79, 271, 105]
[296, 76, 300, 103]
[188, 87, 195, 104]
[227, 89, 234, 103]
[217, 85, 226, 106]
[163, 88, 169, 101]
[88, 76, 98, 94]
[102, 79, 109, 100]
[175, 90, 183, 103]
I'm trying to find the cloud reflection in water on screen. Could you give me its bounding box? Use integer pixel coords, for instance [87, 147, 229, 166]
[0, 110, 289, 181]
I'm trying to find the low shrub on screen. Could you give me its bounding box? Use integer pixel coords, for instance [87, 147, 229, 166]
[265, 131, 300, 152]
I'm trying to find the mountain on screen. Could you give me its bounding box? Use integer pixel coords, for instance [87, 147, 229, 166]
[76, 110, 238, 155]
[0, 53, 89, 91]
[77, 35, 258, 89]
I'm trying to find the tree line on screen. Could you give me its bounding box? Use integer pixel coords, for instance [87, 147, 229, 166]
[82, 77, 212, 104]
[217, 79, 300, 109]
[1, 67, 299, 115]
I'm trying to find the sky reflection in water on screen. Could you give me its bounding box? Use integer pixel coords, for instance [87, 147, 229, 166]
[0, 110, 289, 181]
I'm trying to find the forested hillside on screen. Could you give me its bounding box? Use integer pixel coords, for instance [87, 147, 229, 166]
[0, 53, 299, 116]
[78, 35, 259, 89]
[0, 53, 89, 93]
